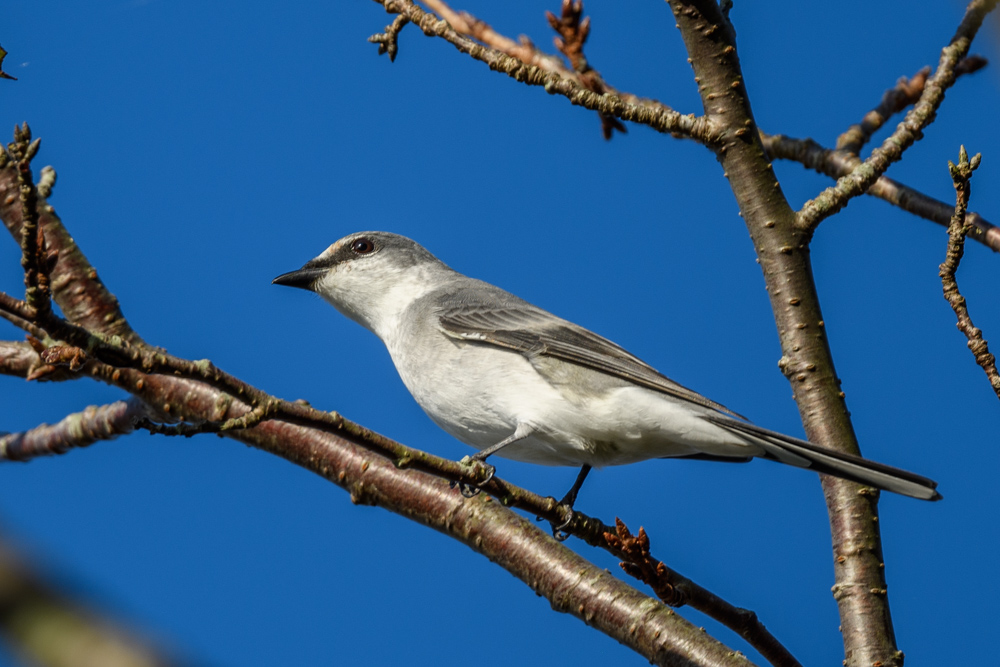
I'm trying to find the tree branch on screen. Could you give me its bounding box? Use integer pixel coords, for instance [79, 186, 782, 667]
[662, 0, 956, 664]
[761, 132, 1000, 252]
[0, 399, 152, 461]
[939, 147, 1000, 398]
[0, 148, 141, 344]
[73, 360, 760, 667]
[835, 56, 985, 155]
[0, 141, 797, 665]
[796, 0, 998, 232]
[0, 339, 799, 666]
[370, 0, 716, 142]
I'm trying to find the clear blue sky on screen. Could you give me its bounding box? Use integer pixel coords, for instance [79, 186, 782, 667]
[1, 1, 998, 665]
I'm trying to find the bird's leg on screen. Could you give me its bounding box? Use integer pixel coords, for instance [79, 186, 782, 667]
[455, 424, 535, 497]
[551, 464, 591, 541]
[469, 423, 536, 462]
[560, 464, 592, 508]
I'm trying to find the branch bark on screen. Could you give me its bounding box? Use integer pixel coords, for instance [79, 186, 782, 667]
[796, 0, 999, 231]
[761, 132, 1000, 252]
[0, 155, 785, 665]
[939, 148, 1000, 398]
[663, 1, 931, 664]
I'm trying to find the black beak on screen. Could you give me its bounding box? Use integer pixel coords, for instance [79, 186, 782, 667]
[271, 267, 326, 290]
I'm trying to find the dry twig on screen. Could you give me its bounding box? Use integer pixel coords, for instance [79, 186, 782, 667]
[939, 146, 1000, 398]
[797, 0, 998, 231]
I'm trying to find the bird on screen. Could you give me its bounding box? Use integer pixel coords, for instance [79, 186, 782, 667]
[272, 231, 941, 513]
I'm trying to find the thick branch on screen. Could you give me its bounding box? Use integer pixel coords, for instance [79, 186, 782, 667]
[0, 155, 775, 662]
[796, 0, 998, 231]
[0, 334, 797, 666]
[82, 361, 754, 667]
[0, 152, 784, 663]
[666, 1, 913, 664]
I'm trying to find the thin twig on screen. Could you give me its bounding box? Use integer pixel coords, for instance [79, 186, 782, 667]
[0, 161, 142, 344]
[797, 0, 998, 232]
[375, 0, 714, 142]
[9, 124, 50, 314]
[0, 399, 151, 461]
[836, 66, 931, 155]
[368, 14, 410, 61]
[837, 57, 985, 155]
[546, 0, 625, 138]
[761, 132, 1000, 252]
[607, 519, 802, 667]
[939, 146, 1000, 398]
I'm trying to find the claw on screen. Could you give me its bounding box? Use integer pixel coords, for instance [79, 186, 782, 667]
[453, 457, 496, 498]
[551, 509, 574, 541]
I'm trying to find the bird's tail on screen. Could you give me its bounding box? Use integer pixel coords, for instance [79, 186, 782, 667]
[704, 416, 941, 501]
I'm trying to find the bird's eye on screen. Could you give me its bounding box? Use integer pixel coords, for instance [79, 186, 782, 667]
[351, 238, 376, 255]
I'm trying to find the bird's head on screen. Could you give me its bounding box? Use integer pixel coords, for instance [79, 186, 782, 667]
[273, 231, 450, 338]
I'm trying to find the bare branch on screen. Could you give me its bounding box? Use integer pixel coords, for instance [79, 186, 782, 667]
[0, 399, 151, 461]
[545, 0, 626, 138]
[368, 14, 410, 61]
[7, 124, 51, 315]
[939, 147, 1000, 398]
[84, 360, 756, 667]
[371, 0, 715, 142]
[796, 0, 998, 232]
[659, 0, 984, 663]
[836, 57, 985, 155]
[608, 519, 802, 667]
[761, 132, 1000, 252]
[0, 161, 142, 344]
[836, 66, 931, 155]
[0, 163, 787, 664]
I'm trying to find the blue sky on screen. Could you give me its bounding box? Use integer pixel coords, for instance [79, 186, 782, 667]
[1, 1, 998, 665]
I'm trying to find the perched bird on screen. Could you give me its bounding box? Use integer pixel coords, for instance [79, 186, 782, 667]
[273, 231, 941, 510]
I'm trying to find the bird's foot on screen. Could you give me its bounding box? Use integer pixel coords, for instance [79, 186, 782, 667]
[451, 456, 496, 497]
[550, 508, 575, 542]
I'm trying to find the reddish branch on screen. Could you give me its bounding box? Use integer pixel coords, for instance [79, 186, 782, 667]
[607, 519, 801, 667]
[545, 0, 626, 138]
[0, 138, 789, 666]
[380, 0, 712, 141]
[0, 350, 756, 667]
[939, 147, 1000, 398]
[0, 399, 151, 460]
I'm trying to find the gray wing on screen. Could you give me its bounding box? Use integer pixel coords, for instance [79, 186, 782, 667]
[435, 285, 746, 420]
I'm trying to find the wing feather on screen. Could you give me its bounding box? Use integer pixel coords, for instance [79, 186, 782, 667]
[436, 296, 746, 420]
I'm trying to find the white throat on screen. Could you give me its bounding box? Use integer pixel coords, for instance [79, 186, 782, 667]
[317, 261, 452, 342]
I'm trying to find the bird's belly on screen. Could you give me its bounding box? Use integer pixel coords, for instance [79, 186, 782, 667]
[390, 338, 757, 467]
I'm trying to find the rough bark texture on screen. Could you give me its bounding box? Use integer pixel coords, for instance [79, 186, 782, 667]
[665, 2, 897, 664]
